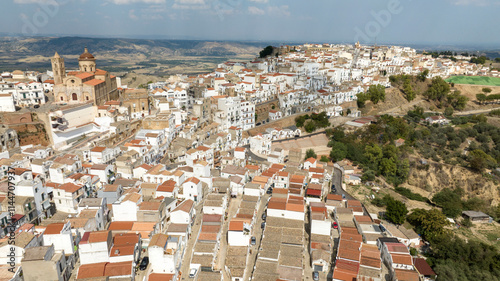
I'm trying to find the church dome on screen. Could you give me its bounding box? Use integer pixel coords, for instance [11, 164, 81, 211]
[79, 48, 95, 61]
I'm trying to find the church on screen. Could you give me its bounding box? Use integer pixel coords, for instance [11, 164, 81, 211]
[51, 48, 119, 106]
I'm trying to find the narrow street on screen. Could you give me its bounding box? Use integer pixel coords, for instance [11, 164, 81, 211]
[244, 192, 270, 281]
[215, 195, 242, 280]
[179, 201, 204, 280]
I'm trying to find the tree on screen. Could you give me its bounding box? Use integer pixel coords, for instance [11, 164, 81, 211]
[432, 188, 463, 218]
[477, 93, 487, 104]
[417, 69, 429, 82]
[380, 158, 397, 177]
[361, 169, 376, 182]
[305, 149, 317, 160]
[259, 46, 274, 58]
[364, 144, 383, 168]
[367, 84, 386, 104]
[407, 208, 450, 241]
[329, 141, 348, 162]
[295, 115, 308, 127]
[424, 77, 450, 101]
[331, 127, 346, 141]
[357, 92, 369, 108]
[496, 58, 500, 63]
[385, 196, 408, 225]
[468, 149, 495, 172]
[444, 107, 454, 117]
[403, 78, 416, 101]
[483, 87, 492, 94]
[320, 155, 329, 162]
[304, 121, 316, 133]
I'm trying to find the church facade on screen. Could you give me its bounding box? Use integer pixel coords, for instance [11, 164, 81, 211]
[51, 48, 119, 106]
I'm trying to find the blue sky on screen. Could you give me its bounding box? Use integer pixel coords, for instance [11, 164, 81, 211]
[2, 0, 500, 46]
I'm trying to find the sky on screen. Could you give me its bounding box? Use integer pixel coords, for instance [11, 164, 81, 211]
[1, 0, 500, 46]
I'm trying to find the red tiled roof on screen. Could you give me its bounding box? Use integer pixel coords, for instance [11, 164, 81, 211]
[108, 221, 134, 231]
[391, 253, 413, 265]
[228, 221, 244, 231]
[83, 79, 105, 86]
[306, 189, 322, 196]
[44, 223, 65, 235]
[77, 262, 106, 279]
[104, 261, 133, 277]
[413, 257, 436, 276]
[57, 183, 83, 193]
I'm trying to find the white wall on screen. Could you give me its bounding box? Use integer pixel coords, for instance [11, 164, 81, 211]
[43, 233, 74, 254]
[311, 220, 331, 236]
[228, 231, 249, 247]
[79, 241, 109, 265]
[112, 201, 138, 221]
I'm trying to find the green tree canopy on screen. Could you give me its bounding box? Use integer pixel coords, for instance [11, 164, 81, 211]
[305, 148, 317, 160]
[424, 77, 450, 102]
[259, 46, 274, 58]
[385, 196, 408, 225]
[417, 69, 429, 82]
[367, 84, 386, 104]
[407, 208, 449, 242]
[329, 141, 348, 162]
[432, 188, 463, 218]
[482, 87, 492, 93]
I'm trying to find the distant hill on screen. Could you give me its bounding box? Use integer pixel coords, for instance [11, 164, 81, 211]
[0, 36, 267, 75]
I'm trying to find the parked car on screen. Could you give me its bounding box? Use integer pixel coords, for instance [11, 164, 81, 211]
[261, 222, 266, 229]
[342, 194, 346, 199]
[313, 271, 319, 280]
[262, 213, 267, 220]
[266, 188, 273, 194]
[333, 222, 338, 229]
[331, 187, 337, 193]
[139, 256, 149, 270]
[251, 236, 256, 245]
[189, 268, 198, 278]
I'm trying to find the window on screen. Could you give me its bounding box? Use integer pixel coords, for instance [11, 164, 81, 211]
[72, 93, 77, 100]
[58, 200, 61, 204]
[60, 96, 64, 101]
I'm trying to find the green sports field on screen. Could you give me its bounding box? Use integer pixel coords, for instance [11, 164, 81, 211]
[445, 76, 500, 86]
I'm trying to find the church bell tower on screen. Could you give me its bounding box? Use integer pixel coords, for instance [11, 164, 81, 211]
[51, 52, 66, 85]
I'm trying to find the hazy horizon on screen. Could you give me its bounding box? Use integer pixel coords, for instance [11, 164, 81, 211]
[2, 0, 500, 49]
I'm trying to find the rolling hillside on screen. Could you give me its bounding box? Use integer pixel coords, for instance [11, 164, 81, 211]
[0, 36, 266, 75]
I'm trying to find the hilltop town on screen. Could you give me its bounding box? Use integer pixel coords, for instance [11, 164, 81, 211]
[0, 42, 499, 281]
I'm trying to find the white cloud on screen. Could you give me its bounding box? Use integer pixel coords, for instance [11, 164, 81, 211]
[128, 9, 138, 20]
[267, 5, 290, 16]
[248, 6, 265, 15]
[107, 0, 166, 4]
[248, 0, 268, 3]
[172, 0, 208, 9]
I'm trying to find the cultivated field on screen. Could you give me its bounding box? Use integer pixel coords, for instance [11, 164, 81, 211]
[445, 75, 500, 86]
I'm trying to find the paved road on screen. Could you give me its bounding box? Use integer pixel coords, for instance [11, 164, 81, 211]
[270, 131, 327, 144]
[330, 167, 356, 201]
[243, 145, 267, 162]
